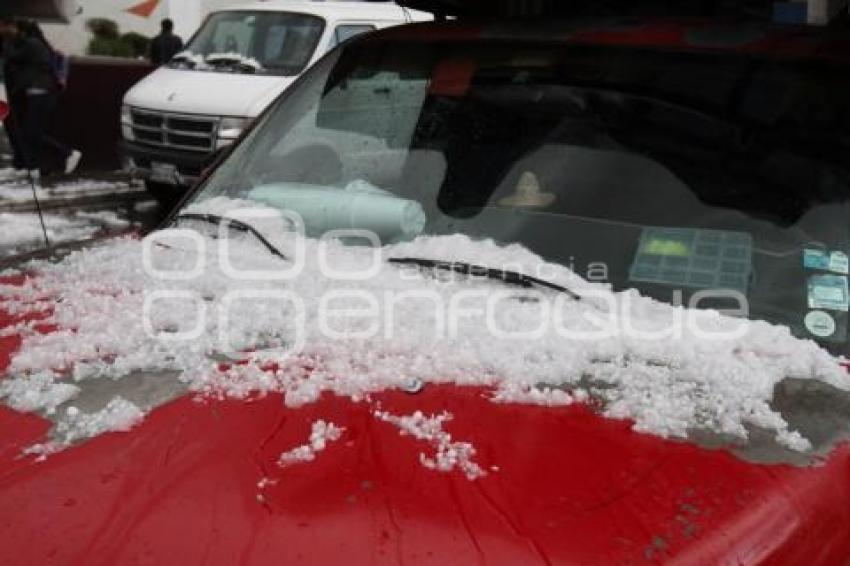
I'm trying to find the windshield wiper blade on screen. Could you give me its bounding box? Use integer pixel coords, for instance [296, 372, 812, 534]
[210, 62, 257, 74]
[204, 57, 260, 74]
[169, 54, 196, 68]
[388, 257, 581, 300]
[173, 213, 288, 261]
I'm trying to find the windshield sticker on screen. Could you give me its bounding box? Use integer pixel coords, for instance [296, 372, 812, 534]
[804, 248, 830, 270]
[629, 227, 753, 293]
[804, 310, 837, 338]
[642, 238, 691, 257]
[803, 248, 849, 274]
[831, 251, 850, 275]
[807, 274, 850, 312]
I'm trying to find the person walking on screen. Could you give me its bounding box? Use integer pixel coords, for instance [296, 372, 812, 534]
[0, 17, 29, 176]
[0, 18, 81, 184]
[149, 19, 183, 66]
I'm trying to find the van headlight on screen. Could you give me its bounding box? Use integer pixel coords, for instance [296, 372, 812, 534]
[217, 116, 251, 141]
[121, 104, 134, 141]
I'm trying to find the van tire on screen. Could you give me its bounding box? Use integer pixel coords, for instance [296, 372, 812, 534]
[145, 180, 182, 206]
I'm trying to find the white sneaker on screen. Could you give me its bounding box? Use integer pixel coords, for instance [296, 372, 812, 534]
[65, 150, 82, 175]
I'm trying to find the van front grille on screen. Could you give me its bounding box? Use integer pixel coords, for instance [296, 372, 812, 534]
[130, 108, 218, 153]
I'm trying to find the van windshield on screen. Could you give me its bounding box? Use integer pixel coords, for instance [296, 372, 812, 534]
[185, 38, 850, 356]
[175, 10, 325, 76]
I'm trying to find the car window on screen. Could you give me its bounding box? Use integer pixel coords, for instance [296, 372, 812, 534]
[193, 40, 850, 355]
[263, 24, 290, 61]
[329, 24, 376, 51]
[179, 11, 326, 76]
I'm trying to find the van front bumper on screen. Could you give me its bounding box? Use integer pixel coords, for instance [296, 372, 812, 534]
[120, 140, 214, 188]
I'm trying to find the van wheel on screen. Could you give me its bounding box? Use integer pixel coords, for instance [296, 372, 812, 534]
[145, 180, 181, 206]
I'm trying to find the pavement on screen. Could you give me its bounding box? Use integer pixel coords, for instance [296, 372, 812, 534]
[0, 164, 170, 260]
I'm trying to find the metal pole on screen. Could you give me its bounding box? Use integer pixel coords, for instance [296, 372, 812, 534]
[27, 171, 51, 250]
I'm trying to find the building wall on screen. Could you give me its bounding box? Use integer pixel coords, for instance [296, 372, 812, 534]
[40, 0, 229, 56]
[0, 0, 79, 23]
[50, 57, 153, 171]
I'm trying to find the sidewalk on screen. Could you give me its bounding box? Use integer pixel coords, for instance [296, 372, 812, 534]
[0, 168, 149, 213]
[0, 168, 160, 260]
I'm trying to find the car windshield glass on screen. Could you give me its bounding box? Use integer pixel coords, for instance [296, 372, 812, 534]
[175, 10, 325, 76]
[184, 39, 850, 355]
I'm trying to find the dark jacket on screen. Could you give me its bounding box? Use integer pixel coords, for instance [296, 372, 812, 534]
[3, 35, 56, 96]
[149, 32, 183, 66]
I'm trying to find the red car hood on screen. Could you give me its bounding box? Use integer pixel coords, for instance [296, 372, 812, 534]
[1, 274, 850, 564]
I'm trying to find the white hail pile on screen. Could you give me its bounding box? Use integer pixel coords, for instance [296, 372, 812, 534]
[278, 420, 345, 466]
[0, 212, 115, 253]
[0, 176, 136, 203]
[374, 410, 486, 480]
[24, 398, 144, 458]
[1, 198, 848, 457]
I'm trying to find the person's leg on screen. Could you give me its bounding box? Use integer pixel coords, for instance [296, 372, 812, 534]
[7, 95, 32, 171]
[22, 93, 48, 173]
[38, 92, 80, 174]
[41, 132, 72, 165]
[3, 121, 25, 170]
[24, 92, 72, 175]
[40, 93, 71, 161]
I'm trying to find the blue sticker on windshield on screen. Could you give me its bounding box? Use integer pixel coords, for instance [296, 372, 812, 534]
[803, 248, 830, 271]
[802, 248, 849, 275]
[807, 274, 849, 312]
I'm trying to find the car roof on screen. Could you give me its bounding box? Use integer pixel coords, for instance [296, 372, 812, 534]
[370, 18, 850, 62]
[397, 0, 839, 21]
[213, 0, 428, 21]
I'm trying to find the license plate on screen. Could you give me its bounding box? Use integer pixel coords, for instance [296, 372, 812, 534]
[150, 162, 178, 185]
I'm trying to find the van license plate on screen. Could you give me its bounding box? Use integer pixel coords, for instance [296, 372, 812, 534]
[150, 162, 178, 185]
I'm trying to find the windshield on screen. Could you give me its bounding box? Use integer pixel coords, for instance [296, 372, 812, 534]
[174, 10, 325, 75]
[185, 38, 850, 355]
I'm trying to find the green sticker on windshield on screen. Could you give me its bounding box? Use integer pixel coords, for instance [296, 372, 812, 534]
[630, 227, 753, 293]
[642, 238, 691, 257]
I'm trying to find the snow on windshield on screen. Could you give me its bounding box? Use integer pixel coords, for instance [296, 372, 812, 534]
[173, 50, 264, 72]
[1, 197, 848, 458]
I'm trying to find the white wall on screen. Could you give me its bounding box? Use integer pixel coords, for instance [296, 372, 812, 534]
[807, 0, 850, 24]
[40, 0, 241, 56]
[166, 0, 202, 43]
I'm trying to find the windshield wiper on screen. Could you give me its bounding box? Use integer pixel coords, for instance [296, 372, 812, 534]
[167, 219, 579, 297]
[173, 213, 288, 261]
[388, 257, 581, 300]
[169, 54, 197, 68]
[204, 56, 261, 74]
[210, 62, 258, 74]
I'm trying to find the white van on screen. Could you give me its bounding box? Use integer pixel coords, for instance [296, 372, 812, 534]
[120, 1, 428, 199]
